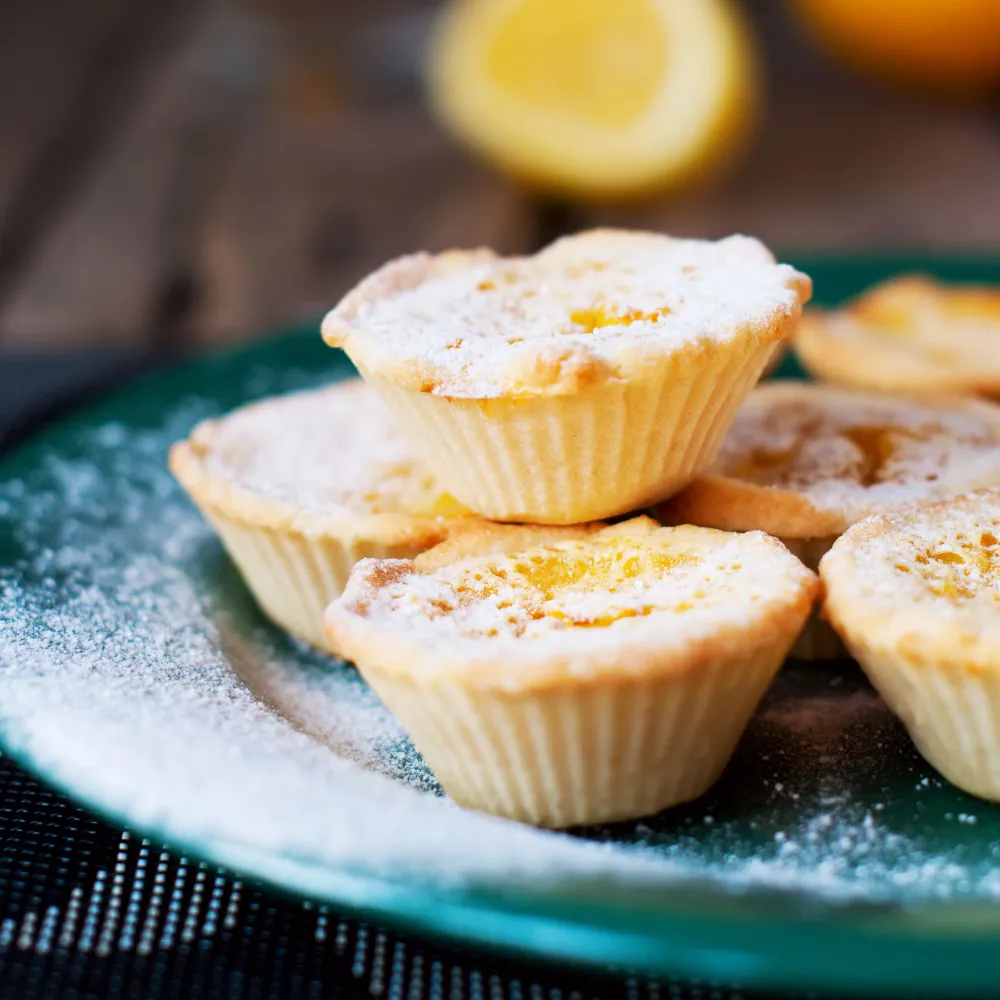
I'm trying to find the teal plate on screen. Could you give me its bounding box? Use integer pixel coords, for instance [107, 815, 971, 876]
[4, 256, 1000, 998]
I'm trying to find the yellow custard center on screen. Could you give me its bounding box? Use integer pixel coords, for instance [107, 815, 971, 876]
[569, 305, 671, 332]
[901, 531, 1000, 602]
[431, 538, 700, 634]
[510, 546, 690, 597]
[840, 424, 915, 487]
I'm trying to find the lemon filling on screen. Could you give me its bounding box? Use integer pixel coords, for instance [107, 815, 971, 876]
[344, 519, 817, 653]
[387, 533, 755, 640]
[569, 305, 671, 332]
[898, 531, 1000, 603]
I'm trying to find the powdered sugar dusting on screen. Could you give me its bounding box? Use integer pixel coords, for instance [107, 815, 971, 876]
[194, 380, 460, 518]
[339, 525, 814, 652]
[826, 489, 1000, 630]
[712, 383, 1000, 524]
[3, 363, 1000, 909]
[833, 275, 1000, 361]
[324, 231, 808, 397]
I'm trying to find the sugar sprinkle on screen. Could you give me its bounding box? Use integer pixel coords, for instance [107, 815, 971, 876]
[3, 375, 1000, 905]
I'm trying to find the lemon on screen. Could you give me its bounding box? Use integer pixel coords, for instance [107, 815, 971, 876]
[793, 0, 1000, 97]
[427, 0, 760, 201]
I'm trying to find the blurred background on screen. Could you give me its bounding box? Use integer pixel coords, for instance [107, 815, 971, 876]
[0, 0, 998, 361]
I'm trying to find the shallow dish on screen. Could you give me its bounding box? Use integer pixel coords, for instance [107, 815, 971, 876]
[3, 256, 1000, 997]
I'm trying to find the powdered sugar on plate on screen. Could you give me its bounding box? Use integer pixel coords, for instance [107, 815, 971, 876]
[2, 362, 1000, 908]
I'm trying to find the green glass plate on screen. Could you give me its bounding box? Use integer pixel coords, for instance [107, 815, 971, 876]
[3, 255, 1000, 998]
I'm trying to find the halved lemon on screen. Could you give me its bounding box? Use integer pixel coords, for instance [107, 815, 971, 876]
[426, 0, 760, 201]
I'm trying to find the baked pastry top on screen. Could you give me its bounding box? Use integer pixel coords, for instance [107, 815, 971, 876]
[322, 229, 810, 398]
[657, 382, 1000, 538]
[795, 275, 1000, 395]
[821, 488, 1000, 666]
[169, 379, 475, 541]
[327, 516, 818, 683]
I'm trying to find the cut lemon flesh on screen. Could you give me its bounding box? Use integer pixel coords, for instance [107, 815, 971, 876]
[427, 0, 759, 200]
[485, 0, 668, 129]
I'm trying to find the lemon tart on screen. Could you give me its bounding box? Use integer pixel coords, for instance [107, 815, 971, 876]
[822, 489, 1000, 800]
[796, 275, 1000, 397]
[326, 516, 817, 827]
[169, 380, 479, 649]
[655, 382, 1000, 658]
[322, 229, 811, 524]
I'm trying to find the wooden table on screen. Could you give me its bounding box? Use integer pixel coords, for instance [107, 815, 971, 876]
[1, 0, 998, 356]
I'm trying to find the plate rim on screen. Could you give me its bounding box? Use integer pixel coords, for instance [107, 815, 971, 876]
[5, 729, 1000, 999]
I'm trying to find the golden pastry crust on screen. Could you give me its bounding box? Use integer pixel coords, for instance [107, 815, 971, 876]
[655, 382, 1000, 539]
[413, 521, 606, 571]
[169, 380, 478, 545]
[795, 275, 1000, 396]
[821, 489, 1000, 799]
[327, 516, 817, 826]
[822, 489, 1000, 673]
[327, 516, 817, 691]
[777, 536, 845, 660]
[322, 228, 810, 400]
[169, 379, 483, 649]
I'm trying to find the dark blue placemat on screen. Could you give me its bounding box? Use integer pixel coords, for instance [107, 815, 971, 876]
[0, 753, 667, 1000]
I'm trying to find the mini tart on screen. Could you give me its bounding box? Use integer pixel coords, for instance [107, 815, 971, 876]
[821, 489, 1000, 801]
[326, 516, 817, 827]
[654, 382, 1000, 659]
[796, 275, 1000, 397]
[322, 229, 811, 524]
[169, 380, 480, 650]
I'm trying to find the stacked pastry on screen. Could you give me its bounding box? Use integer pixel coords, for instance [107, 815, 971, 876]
[661, 274, 1000, 803]
[170, 232, 1000, 827]
[795, 275, 1000, 803]
[655, 384, 1000, 659]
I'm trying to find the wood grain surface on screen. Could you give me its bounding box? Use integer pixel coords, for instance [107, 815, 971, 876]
[0, 0, 997, 353]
